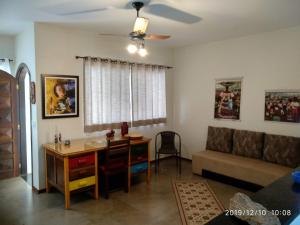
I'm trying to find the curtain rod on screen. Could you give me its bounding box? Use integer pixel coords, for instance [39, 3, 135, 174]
[0, 58, 13, 62]
[75, 56, 173, 69]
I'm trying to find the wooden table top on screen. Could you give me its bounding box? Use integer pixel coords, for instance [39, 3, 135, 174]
[43, 136, 151, 157]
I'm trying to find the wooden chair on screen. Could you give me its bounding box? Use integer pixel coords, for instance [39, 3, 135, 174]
[99, 138, 130, 199]
[155, 131, 181, 174]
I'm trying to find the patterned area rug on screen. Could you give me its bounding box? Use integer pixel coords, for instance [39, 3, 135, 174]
[173, 180, 224, 225]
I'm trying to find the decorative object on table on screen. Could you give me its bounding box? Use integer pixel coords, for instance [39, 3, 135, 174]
[155, 131, 181, 174]
[30, 81, 36, 104]
[292, 171, 300, 184]
[121, 122, 129, 136]
[64, 140, 71, 146]
[41, 74, 79, 119]
[124, 132, 143, 140]
[173, 180, 224, 225]
[265, 90, 300, 123]
[106, 129, 115, 138]
[214, 78, 242, 120]
[229, 192, 281, 225]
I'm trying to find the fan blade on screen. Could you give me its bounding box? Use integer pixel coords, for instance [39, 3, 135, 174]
[59, 8, 107, 16]
[145, 4, 201, 24]
[41, 0, 115, 16]
[144, 34, 170, 40]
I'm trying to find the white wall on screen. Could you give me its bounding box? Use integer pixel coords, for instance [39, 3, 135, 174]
[15, 23, 40, 188]
[173, 26, 300, 159]
[0, 35, 15, 73]
[35, 23, 174, 189]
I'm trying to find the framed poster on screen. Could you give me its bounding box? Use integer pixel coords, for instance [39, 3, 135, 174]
[42, 74, 79, 119]
[214, 78, 242, 120]
[265, 90, 300, 123]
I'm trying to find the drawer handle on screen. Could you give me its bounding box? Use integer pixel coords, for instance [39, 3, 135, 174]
[79, 181, 88, 186]
[78, 159, 87, 164]
[79, 169, 87, 174]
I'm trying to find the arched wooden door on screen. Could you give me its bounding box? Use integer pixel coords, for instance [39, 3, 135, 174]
[0, 70, 18, 179]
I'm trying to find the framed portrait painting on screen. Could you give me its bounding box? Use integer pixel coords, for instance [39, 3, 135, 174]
[265, 90, 300, 123]
[42, 75, 79, 119]
[214, 78, 242, 120]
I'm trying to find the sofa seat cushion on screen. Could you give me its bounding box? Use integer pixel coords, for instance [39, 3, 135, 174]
[206, 126, 234, 153]
[192, 150, 292, 187]
[263, 134, 300, 168]
[232, 129, 264, 159]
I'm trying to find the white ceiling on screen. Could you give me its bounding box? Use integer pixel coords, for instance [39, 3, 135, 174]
[1, 0, 300, 47]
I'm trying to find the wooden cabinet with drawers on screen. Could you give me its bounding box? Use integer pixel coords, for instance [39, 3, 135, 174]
[129, 139, 151, 186]
[44, 142, 101, 209]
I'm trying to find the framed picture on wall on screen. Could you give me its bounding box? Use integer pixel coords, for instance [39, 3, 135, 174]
[214, 78, 242, 120]
[265, 90, 300, 123]
[41, 74, 79, 119]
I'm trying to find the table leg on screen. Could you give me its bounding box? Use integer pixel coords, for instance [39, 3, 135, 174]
[128, 149, 131, 192]
[94, 152, 99, 200]
[147, 142, 151, 184]
[45, 149, 50, 193]
[64, 157, 70, 209]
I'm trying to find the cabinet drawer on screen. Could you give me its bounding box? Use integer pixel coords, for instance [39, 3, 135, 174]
[69, 154, 95, 170]
[131, 144, 148, 154]
[131, 144, 148, 163]
[69, 176, 95, 191]
[69, 166, 95, 181]
[131, 162, 148, 174]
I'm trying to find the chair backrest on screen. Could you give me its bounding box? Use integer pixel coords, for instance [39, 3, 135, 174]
[156, 131, 181, 153]
[105, 137, 130, 170]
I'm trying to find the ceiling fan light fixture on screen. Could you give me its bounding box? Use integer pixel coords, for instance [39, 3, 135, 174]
[127, 44, 138, 54]
[133, 17, 149, 34]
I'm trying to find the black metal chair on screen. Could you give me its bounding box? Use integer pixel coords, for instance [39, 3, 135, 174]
[99, 138, 130, 199]
[155, 131, 181, 174]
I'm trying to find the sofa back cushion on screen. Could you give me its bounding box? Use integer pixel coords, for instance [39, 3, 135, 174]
[232, 129, 264, 159]
[206, 126, 233, 153]
[263, 134, 300, 168]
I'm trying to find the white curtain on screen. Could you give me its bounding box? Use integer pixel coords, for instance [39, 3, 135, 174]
[131, 64, 167, 126]
[84, 58, 131, 132]
[0, 58, 11, 74]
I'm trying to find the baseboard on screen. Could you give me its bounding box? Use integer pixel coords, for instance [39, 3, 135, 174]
[32, 186, 46, 194]
[150, 155, 173, 164]
[150, 155, 191, 164]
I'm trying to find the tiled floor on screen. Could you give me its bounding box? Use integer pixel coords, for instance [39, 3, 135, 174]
[0, 159, 252, 225]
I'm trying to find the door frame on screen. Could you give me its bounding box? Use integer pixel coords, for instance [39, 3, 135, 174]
[15, 63, 33, 187]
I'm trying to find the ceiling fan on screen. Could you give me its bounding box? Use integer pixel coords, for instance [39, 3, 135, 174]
[129, 1, 170, 41]
[44, 0, 201, 56]
[125, 1, 171, 56]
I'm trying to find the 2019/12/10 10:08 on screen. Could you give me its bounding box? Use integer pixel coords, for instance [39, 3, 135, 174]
[225, 209, 292, 216]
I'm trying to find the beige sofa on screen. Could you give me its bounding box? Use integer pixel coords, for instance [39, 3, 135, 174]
[192, 127, 299, 187]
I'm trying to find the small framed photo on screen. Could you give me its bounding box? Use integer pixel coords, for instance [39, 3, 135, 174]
[41, 74, 79, 119]
[265, 90, 300, 123]
[214, 78, 242, 120]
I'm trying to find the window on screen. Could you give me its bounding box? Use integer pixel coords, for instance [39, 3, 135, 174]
[84, 58, 167, 132]
[131, 64, 166, 126]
